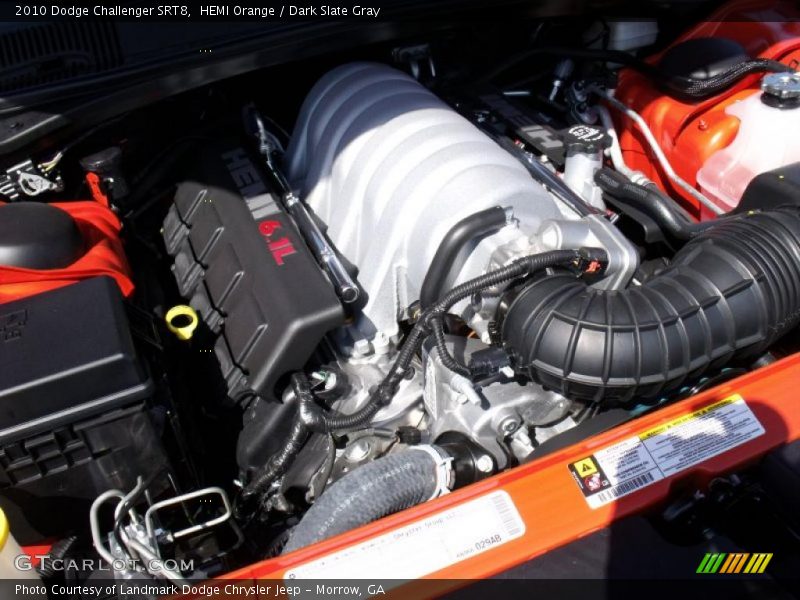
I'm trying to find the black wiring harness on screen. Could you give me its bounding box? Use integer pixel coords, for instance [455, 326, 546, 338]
[479, 46, 793, 101]
[234, 247, 608, 519]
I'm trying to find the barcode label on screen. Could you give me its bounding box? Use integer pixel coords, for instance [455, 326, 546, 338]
[587, 471, 656, 508]
[492, 491, 524, 537]
[569, 395, 764, 509]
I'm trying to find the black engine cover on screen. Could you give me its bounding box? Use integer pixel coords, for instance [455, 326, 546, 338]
[162, 141, 344, 401]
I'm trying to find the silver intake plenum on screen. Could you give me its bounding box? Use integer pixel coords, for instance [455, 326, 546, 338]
[285, 62, 565, 341]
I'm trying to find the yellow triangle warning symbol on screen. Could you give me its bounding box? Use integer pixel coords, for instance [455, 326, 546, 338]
[573, 457, 598, 477]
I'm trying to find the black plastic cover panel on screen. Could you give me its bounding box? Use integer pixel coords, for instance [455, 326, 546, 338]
[0, 202, 84, 269]
[162, 142, 343, 399]
[0, 276, 151, 443]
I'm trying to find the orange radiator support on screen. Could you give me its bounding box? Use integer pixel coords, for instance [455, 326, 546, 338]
[217, 352, 800, 592]
[614, 0, 800, 219]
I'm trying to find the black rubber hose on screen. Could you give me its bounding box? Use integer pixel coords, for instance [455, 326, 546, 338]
[430, 249, 585, 314]
[502, 207, 800, 403]
[420, 207, 510, 308]
[478, 46, 792, 100]
[37, 536, 78, 580]
[672, 58, 792, 99]
[477, 47, 660, 85]
[237, 373, 318, 509]
[430, 314, 472, 377]
[282, 447, 443, 553]
[594, 168, 714, 241]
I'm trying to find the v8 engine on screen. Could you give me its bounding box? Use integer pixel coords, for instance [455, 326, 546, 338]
[158, 60, 800, 545]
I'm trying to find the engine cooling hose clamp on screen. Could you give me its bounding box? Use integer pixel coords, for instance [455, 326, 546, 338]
[409, 444, 454, 500]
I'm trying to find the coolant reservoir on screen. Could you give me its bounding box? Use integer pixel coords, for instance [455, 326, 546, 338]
[697, 72, 800, 212]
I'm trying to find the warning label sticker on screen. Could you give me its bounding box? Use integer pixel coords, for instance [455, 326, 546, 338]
[570, 395, 765, 509]
[285, 490, 525, 580]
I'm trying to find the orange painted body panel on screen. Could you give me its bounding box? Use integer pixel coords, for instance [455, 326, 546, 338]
[0, 200, 134, 303]
[216, 353, 800, 590]
[614, 0, 800, 219]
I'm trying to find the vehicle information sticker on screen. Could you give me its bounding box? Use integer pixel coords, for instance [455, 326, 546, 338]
[569, 394, 765, 509]
[285, 490, 525, 580]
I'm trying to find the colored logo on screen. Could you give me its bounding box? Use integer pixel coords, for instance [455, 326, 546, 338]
[697, 553, 773, 574]
[584, 473, 603, 491]
[572, 457, 598, 477]
[569, 455, 612, 498]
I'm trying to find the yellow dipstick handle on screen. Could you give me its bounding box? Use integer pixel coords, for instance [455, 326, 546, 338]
[0, 507, 8, 551]
[165, 305, 199, 341]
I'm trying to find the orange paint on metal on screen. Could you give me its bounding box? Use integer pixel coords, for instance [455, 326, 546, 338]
[0, 200, 133, 303]
[614, 0, 800, 219]
[217, 352, 800, 591]
[20, 543, 52, 568]
[85, 172, 110, 207]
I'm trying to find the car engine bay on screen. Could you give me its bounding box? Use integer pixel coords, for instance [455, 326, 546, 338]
[2, 1, 800, 592]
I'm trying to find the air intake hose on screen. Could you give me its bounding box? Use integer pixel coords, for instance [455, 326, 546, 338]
[501, 207, 800, 403]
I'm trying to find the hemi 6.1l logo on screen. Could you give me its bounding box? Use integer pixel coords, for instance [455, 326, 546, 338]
[258, 219, 297, 266]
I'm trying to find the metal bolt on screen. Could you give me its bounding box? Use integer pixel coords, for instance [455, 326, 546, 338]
[475, 455, 494, 474]
[345, 439, 372, 462]
[373, 331, 390, 355]
[353, 338, 372, 356]
[499, 417, 519, 435]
